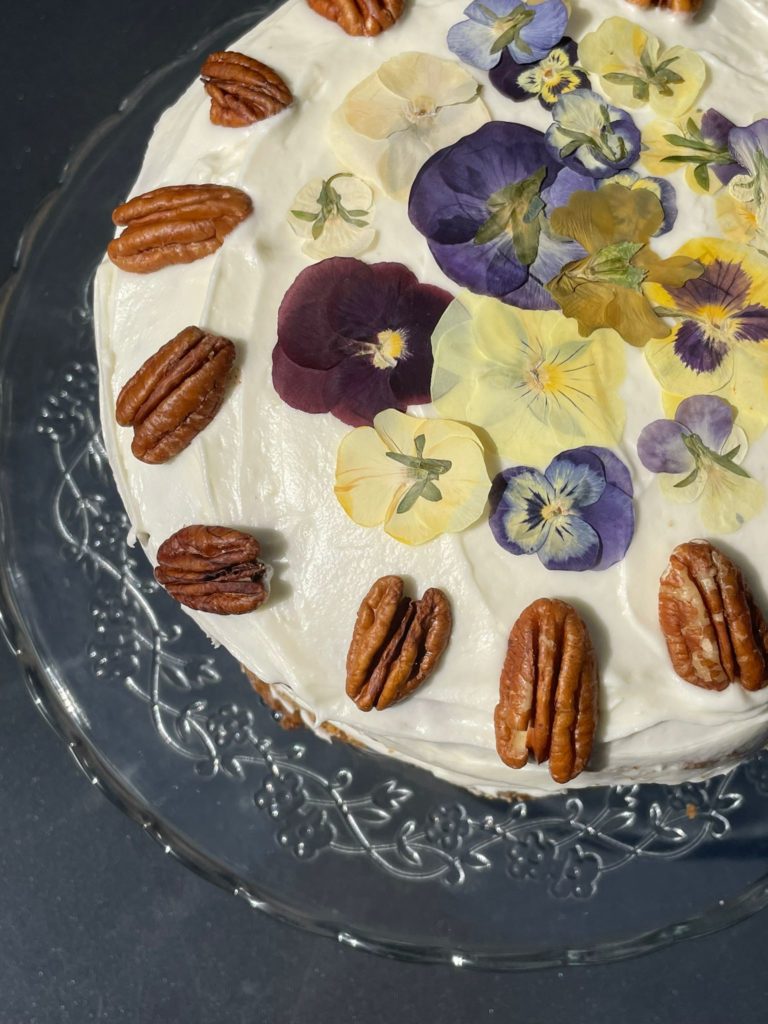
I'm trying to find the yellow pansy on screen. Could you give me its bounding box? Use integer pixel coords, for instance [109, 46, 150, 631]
[334, 409, 490, 546]
[329, 52, 490, 202]
[579, 16, 704, 118]
[715, 189, 760, 248]
[430, 293, 626, 465]
[645, 238, 768, 440]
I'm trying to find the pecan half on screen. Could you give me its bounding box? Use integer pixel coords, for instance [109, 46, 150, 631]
[155, 526, 271, 614]
[623, 0, 703, 13]
[201, 51, 292, 127]
[115, 326, 235, 464]
[346, 576, 452, 710]
[306, 0, 404, 36]
[659, 540, 768, 692]
[495, 599, 598, 785]
[107, 184, 252, 274]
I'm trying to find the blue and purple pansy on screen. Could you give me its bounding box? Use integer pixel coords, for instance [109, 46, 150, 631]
[447, 0, 569, 72]
[489, 446, 635, 572]
[546, 89, 641, 179]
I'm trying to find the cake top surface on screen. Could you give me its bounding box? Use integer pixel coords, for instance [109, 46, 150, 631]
[96, 0, 768, 796]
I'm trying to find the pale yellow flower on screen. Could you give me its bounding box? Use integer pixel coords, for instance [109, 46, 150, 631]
[431, 293, 627, 465]
[579, 16, 704, 118]
[334, 408, 490, 546]
[329, 52, 490, 202]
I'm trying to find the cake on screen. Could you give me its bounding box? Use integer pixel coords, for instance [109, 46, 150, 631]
[95, 0, 768, 798]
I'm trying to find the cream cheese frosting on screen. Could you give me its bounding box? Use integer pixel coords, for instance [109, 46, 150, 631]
[95, 0, 768, 797]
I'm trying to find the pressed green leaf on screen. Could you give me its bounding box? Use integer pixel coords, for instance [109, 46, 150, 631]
[396, 480, 428, 515]
[709, 450, 752, 478]
[694, 161, 711, 191]
[674, 467, 700, 489]
[421, 480, 444, 503]
[662, 133, 713, 152]
[291, 209, 319, 222]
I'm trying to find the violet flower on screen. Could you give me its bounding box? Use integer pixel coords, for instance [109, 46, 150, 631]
[272, 258, 452, 427]
[447, 0, 569, 72]
[489, 446, 635, 571]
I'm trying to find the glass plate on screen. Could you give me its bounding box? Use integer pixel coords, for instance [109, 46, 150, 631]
[3, 2, 768, 971]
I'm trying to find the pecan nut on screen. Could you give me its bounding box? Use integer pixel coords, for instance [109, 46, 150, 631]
[107, 184, 252, 274]
[659, 540, 768, 692]
[115, 326, 236, 464]
[155, 526, 271, 614]
[346, 575, 452, 710]
[201, 51, 292, 127]
[306, 0, 404, 36]
[495, 599, 598, 785]
[623, 0, 703, 13]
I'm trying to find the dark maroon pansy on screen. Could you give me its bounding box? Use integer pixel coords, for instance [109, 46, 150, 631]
[272, 258, 453, 427]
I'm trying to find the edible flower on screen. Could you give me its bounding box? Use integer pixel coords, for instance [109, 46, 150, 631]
[447, 0, 569, 71]
[644, 239, 768, 440]
[430, 293, 627, 464]
[547, 184, 703, 346]
[545, 89, 641, 179]
[329, 52, 490, 201]
[488, 37, 588, 108]
[334, 409, 490, 546]
[579, 16, 705, 118]
[598, 169, 677, 235]
[489, 446, 635, 572]
[640, 110, 742, 194]
[725, 118, 768, 256]
[637, 395, 765, 534]
[288, 173, 374, 258]
[408, 121, 577, 308]
[272, 258, 452, 427]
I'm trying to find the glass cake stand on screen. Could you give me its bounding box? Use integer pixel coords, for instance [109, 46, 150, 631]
[3, 1, 768, 971]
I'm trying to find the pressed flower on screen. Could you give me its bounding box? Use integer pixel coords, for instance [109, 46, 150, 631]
[716, 188, 761, 249]
[329, 52, 490, 202]
[408, 121, 581, 309]
[644, 238, 768, 439]
[489, 446, 635, 571]
[637, 395, 765, 533]
[640, 110, 742, 195]
[447, 0, 569, 72]
[431, 293, 626, 464]
[579, 16, 705, 118]
[272, 258, 452, 427]
[334, 409, 490, 546]
[598, 169, 677, 235]
[545, 89, 641, 179]
[547, 183, 703, 346]
[488, 36, 588, 108]
[726, 118, 768, 257]
[288, 173, 374, 258]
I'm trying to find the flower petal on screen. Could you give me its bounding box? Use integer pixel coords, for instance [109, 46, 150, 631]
[697, 467, 766, 534]
[637, 418, 692, 474]
[579, 482, 634, 570]
[674, 394, 735, 451]
[538, 513, 600, 571]
[546, 448, 607, 509]
[447, 19, 502, 71]
[489, 467, 554, 555]
[334, 425, 406, 527]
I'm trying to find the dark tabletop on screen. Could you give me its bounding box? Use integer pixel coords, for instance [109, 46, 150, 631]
[3, 2, 768, 1020]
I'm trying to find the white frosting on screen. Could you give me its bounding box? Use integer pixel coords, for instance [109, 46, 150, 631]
[95, 0, 768, 797]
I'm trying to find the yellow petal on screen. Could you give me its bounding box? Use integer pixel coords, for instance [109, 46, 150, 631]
[698, 467, 766, 534]
[579, 17, 651, 110]
[648, 46, 705, 118]
[334, 426, 405, 527]
[342, 72, 410, 140]
[377, 52, 479, 108]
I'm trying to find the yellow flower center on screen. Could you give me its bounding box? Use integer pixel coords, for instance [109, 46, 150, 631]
[372, 328, 408, 369]
[541, 500, 570, 522]
[524, 360, 565, 395]
[406, 97, 437, 124]
[697, 304, 741, 348]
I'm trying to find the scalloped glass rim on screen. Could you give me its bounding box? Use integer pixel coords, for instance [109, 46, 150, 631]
[2, 0, 768, 971]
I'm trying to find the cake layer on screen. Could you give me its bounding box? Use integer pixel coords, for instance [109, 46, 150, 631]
[95, 0, 768, 797]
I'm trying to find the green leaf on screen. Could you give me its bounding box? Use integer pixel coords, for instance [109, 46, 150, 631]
[291, 209, 319, 222]
[662, 133, 713, 152]
[660, 154, 714, 165]
[674, 467, 700, 489]
[694, 161, 711, 191]
[580, 241, 647, 290]
[474, 166, 546, 265]
[421, 480, 444, 503]
[603, 71, 646, 88]
[414, 434, 426, 457]
[311, 217, 325, 240]
[345, 209, 370, 217]
[709, 451, 752, 478]
[558, 138, 585, 159]
[396, 480, 428, 515]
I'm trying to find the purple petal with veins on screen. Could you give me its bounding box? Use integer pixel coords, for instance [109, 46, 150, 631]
[675, 395, 734, 452]
[637, 419, 693, 474]
[579, 483, 635, 570]
[733, 304, 768, 342]
[673, 319, 729, 374]
[665, 259, 751, 316]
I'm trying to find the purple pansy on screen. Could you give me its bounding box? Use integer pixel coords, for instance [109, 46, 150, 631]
[637, 396, 736, 477]
[489, 446, 635, 572]
[447, 0, 569, 72]
[664, 259, 768, 374]
[702, 109, 745, 188]
[408, 121, 584, 309]
[489, 37, 589, 109]
[546, 90, 641, 179]
[272, 258, 452, 427]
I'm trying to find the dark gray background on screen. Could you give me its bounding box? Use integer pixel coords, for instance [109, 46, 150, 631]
[2, 2, 768, 1020]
